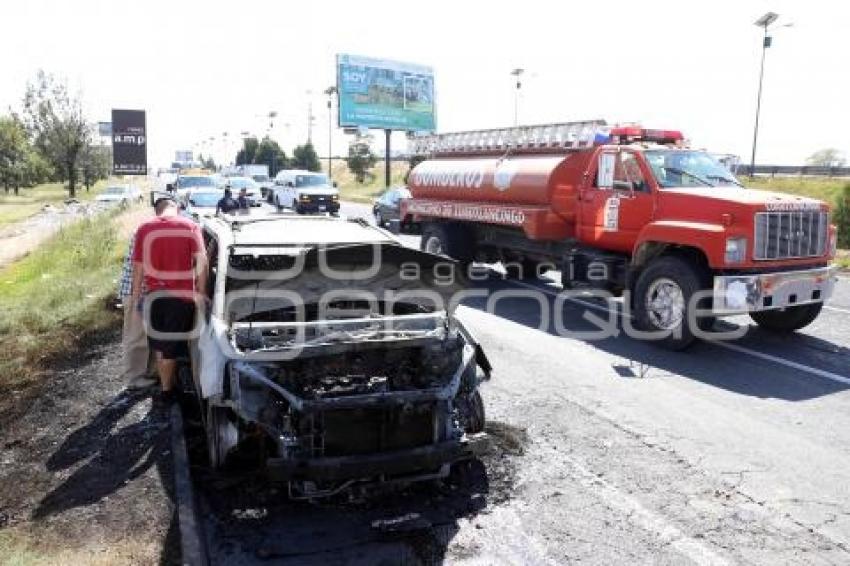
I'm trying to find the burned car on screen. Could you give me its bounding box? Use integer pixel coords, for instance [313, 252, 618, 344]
[190, 215, 490, 498]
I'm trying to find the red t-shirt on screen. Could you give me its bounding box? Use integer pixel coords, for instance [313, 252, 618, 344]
[132, 215, 203, 296]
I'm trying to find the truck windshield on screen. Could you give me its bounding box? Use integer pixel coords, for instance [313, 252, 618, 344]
[296, 174, 329, 187]
[644, 150, 742, 188]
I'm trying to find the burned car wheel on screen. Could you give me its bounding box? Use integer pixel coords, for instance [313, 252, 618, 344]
[464, 389, 486, 434]
[206, 404, 238, 468]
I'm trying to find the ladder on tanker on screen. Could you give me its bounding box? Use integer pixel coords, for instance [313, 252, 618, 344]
[407, 120, 609, 157]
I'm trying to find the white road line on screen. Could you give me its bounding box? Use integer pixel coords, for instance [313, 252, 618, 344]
[503, 278, 850, 388]
[710, 340, 850, 386]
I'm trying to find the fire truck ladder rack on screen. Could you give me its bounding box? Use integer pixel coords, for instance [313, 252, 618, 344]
[408, 120, 609, 157]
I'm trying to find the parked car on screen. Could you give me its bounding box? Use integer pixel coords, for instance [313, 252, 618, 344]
[96, 184, 142, 204]
[270, 170, 339, 215]
[373, 186, 411, 227]
[224, 176, 262, 206]
[188, 214, 490, 498]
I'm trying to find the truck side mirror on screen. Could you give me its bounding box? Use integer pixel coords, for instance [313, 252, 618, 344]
[333, 181, 338, 188]
[286, 182, 294, 188]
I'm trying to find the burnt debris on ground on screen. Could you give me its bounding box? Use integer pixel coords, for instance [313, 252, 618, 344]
[179, 394, 528, 565]
[0, 332, 179, 564]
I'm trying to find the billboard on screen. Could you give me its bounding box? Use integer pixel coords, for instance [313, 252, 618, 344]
[336, 54, 435, 132]
[111, 109, 147, 175]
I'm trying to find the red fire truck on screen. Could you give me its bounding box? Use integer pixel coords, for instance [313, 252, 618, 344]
[399, 121, 838, 349]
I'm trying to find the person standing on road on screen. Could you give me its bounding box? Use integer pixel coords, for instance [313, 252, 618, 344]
[118, 230, 157, 390]
[237, 187, 251, 209]
[130, 196, 208, 403]
[215, 188, 239, 215]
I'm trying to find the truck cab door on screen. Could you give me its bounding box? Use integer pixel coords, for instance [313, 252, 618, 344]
[578, 149, 655, 254]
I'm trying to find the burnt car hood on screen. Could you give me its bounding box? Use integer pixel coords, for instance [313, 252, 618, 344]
[225, 242, 464, 320]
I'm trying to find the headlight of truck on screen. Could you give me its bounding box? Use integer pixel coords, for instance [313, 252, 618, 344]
[299, 194, 310, 201]
[331, 194, 339, 201]
[725, 237, 747, 264]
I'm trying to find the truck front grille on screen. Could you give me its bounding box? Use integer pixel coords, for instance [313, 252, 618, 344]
[753, 211, 828, 261]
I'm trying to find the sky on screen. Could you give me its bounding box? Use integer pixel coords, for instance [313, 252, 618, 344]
[1, 0, 848, 169]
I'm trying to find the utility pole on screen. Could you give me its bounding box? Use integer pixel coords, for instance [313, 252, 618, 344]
[306, 90, 315, 145]
[324, 86, 337, 178]
[511, 68, 524, 127]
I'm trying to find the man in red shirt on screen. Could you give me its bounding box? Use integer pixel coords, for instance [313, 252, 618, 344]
[130, 196, 208, 402]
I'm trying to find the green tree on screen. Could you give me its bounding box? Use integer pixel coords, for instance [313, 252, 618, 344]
[253, 137, 288, 176]
[235, 137, 259, 165]
[199, 154, 216, 170]
[21, 71, 92, 198]
[0, 116, 29, 194]
[79, 144, 111, 191]
[806, 148, 846, 168]
[835, 183, 850, 249]
[346, 139, 376, 183]
[292, 141, 321, 172]
[404, 154, 426, 185]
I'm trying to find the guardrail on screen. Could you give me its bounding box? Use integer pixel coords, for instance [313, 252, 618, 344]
[736, 165, 850, 178]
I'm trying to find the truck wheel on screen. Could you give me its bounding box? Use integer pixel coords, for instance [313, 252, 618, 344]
[750, 303, 822, 333]
[421, 224, 451, 256]
[633, 256, 707, 350]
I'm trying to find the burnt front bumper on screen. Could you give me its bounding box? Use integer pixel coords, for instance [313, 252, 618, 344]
[266, 433, 489, 482]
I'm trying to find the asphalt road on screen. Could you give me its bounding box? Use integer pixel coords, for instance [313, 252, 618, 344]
[323, 201, 850, 564]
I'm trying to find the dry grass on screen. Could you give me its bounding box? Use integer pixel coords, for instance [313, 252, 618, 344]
[745, 175, 846, 203]
[0, 181, 107, 228]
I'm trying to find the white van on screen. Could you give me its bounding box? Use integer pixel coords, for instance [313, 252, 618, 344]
[270, 170, 339, 215]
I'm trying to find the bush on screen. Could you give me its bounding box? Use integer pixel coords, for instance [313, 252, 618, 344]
[835, 183, 850, 249]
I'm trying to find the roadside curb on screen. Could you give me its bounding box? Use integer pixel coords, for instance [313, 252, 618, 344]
[170, 403, 209, 566]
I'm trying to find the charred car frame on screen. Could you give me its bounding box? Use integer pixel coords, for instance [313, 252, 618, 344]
[189, 215, 490, 498]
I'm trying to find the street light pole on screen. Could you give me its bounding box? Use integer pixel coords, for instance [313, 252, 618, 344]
[511, 68, 524, 126]
[750, 12, 791, 177]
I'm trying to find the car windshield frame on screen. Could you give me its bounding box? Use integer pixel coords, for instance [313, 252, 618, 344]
[643, 150, 742, 189]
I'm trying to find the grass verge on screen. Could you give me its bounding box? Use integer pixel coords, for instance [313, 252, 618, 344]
[0, 207, 124, 394]
[0, 181, 106, 228]
[745, 176, 845, 203]
[324, 160, 409, 204]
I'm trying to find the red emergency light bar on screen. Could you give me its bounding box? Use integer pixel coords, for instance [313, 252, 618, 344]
[608, 126, 684, 145]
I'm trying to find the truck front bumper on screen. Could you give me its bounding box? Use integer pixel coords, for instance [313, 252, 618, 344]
[713, 265, 837, 315]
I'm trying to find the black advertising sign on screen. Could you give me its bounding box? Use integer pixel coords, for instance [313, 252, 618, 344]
[111, 109, 146, 175]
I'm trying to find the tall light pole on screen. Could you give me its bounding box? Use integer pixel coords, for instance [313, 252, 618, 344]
[750, 12, 792, 176]
[324, 86, 337, 178]
[511, 68, 524, 126]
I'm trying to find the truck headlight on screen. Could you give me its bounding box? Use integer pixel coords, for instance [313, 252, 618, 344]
[725, 237, 747, 264]
[331, 194, 339, 201]
[299, 194, 311, 201]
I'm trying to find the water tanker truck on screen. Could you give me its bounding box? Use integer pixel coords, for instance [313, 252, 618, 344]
[399, 121, 838, 350]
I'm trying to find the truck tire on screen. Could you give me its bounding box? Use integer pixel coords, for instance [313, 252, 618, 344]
[505, 260, 541, 280]
[750, 303, 822, 333]
[420, 223, 472, 261]
[633, 256, 709, 351]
